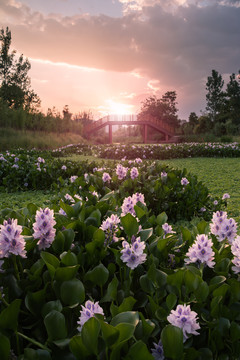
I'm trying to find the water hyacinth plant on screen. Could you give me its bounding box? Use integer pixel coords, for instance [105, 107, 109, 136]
[1, 146, 240, 359]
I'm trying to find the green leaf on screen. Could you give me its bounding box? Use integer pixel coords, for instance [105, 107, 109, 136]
[40, 251, 60, 279]
[116, 297, 137, 314]
[60, 251, 78, 266]
[52, 231, 65, 254]
[0, 299, 21, 331]
[41, 300, 63, 318]
[166, 293, 177, 310]
[125, 340, 153, 359]
[25, 288, 46, 315]
[55, 265, 80, 282]
[60, 278, 85, 306]
[134, 204, 146, 219]
[157, 237, 169, 252]
[110, 311, 139, 327]
[194, 281, 209, 302]
[139, 228, 153, 242]
[121, 213, 139, 237]
[81, 317, 100, 355]
[69, 335, 90, 359]
[93, 228, 105, 246]
[63, 228, 75, 250]
[209, 276, 226, 292]
[230, 321, 240, 341]
[85, 263, 109, 286]
[167, 269, 184, 292]
[156, 212, 168, 226]
[100, 320, 120, 348]
[181, 227, 192, 242]
[44, 310, 67, 341]
[0, 333, 10, 360]
[197, 221, 208, 234]
[115, 323, 135, 344]
[184, 269, 201, 293]
[140, 274, 155, 294]
[27, 203, 38, 216]
[101, 276, 119, 302]
[135, 313, 155, 342]
[161, 325, 184, 360]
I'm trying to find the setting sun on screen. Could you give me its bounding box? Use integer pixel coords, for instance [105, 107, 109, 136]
[106, 100, 134, 115]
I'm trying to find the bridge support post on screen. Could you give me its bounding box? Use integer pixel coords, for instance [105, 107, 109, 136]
[144, 124, 148, 143]
[109, 124, 112, 144]
[165, 134, 169, 142]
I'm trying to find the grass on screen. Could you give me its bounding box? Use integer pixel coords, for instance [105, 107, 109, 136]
[158, 157, 240, 223]
[0, 128, 86, 151]
[0, 190, 55, 210]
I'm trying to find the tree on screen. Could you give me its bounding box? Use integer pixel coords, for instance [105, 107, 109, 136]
[205, 69, 225, 121]
[225, 71, 240, 126]
[0, 27, 40, 110]
[138, 91, 179, 127]
[188, 112, 198, 127]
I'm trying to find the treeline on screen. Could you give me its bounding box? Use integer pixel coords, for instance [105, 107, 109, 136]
[181, 69, 240, 138]
[0, 99, 93, 134]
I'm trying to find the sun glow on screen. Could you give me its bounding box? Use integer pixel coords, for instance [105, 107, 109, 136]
[105, 100, 133, 115]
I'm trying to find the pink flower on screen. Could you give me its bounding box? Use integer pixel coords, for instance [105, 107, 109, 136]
[33, 208, 56, 250]
[0, 218, 26, 258]
[167, 304, 200, 341]
[102, 172, 111, 183]
[130, 167, 139, 180]
[77, 300, 104, 331]
[185, 234, 215, 268]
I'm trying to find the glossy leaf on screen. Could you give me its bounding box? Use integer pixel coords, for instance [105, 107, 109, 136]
[60, 278, 85, 306]
[44, 310, 67, 341]
[81, 317, 100, 355]
[161, 325, 184, 360]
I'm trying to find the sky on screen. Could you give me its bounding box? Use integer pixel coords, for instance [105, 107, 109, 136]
[0, 0, 240, 120]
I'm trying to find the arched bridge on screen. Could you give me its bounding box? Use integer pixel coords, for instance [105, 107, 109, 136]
[83, 114, 176, 144]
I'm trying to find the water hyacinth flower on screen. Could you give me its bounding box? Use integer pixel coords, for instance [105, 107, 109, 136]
[91, 191, 99, 198]
[231, 236, 240, 274]
[77, 300, 104, 331]
[102, 172, 111, 183]
[167, 304, 200, 341]
[161, 171, 167, 181]
[120, 237, 147, 269]
[130, 167, 139, 180]
[116, 164, 128, 180]
[210, 211, 237, 244]
[0, 218, 26, 258]
[135, 157, 142, 164]
[33, 208, 56, 250]
[61, 165, 67, 170]
[222, 193, 230, 200]
[151, 339, 165, 360]
[185, 234, 215, 268]
[59, 208, 67, 216]
[162, 223, 174, 238]
[121, 192, 146, 217]
[181, 177, 189, 186]
[37, 157, 45, 163]
[100, 214, 120, 245]
[64, 193, 75, 203]
[70, 175, 78, 183]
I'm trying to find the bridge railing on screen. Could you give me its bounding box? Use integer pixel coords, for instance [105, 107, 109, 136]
[84, 114, 175, 135]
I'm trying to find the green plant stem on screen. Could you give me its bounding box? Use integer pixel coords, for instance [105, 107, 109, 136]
[17, 332, 51, 352]
[12, 255, 20, 281]
[218, 240, 227, 255]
